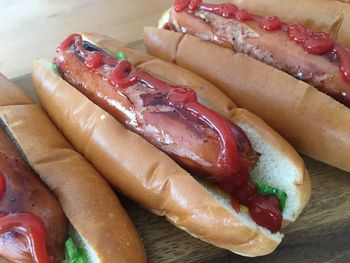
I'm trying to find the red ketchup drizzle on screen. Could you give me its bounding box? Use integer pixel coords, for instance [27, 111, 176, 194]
[108, 59, 243, 179]
[173, 0, 350, 83]
[259, 16, 282, 32]
[335, 44, 350, 83]
[85, 51, 103, 69]
[194, 3, 238, 18]
[234, 180, 282, 232]
[57, 33, 82, 53]
[59, 33, 282, 232]
[0, 172, 5, 200]
[0, 213, 51, 263]
[287, 24, 334, 55]
[235, 9, 252, 22]
[174, 0, 191, 12]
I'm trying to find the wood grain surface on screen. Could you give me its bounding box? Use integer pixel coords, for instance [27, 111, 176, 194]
[0, 0, 228, 79]
[2, 0, 350, 262]
[0, 0, 171, 79]
[9, 40, 350, 263]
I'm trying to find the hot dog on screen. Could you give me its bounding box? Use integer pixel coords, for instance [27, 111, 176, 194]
[0, 74, 146, 263]
[165, 2, 350, 107]
[32, 33, 310, 257]
[143, 0, 350, 172]
[55, 34, 259, 191]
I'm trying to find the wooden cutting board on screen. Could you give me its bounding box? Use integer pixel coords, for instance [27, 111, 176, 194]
[10, 40, 350, 263]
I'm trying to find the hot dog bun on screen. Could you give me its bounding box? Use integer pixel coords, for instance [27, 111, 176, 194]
[0, 74, 146, 263]
[143, 18, 350, 173]
[32, 32, 310, 257]
[232, 0, 350, 49]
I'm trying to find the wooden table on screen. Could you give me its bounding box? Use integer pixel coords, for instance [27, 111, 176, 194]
[2, 1, 350, 263]
[0, 0, 173, 79]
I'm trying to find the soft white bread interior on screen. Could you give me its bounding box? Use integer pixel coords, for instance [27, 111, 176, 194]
[32, 32, 310, 257]
[0, 75, 147, 263]
[158, 8, 170, 29]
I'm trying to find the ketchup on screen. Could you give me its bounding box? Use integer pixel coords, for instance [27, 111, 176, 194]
[235, 9, 252, 22]
[0, 213, 51, 263]
[58, 33, 283, 232]
[85, 51, 103, 69]
[233, 180, 282, 232]
[0, 172, 5, 200]
[287, 24, 334, 55]
[249, 195, 282, 233]
[57, 33, 82, 53]
[260, 16, 282, 32]
[334, 44, 350, 83]
[174, 0, 191, 12]
[196, 3, 238, 18]
[173, 0, 350, 83]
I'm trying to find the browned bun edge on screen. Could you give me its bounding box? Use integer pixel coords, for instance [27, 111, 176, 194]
[0, 74, 146, 263]
[0, 73, 32, 106]
[232, 0, 350, 49]
[143, 27, 350, 172]
[32, 43, 285, 256]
